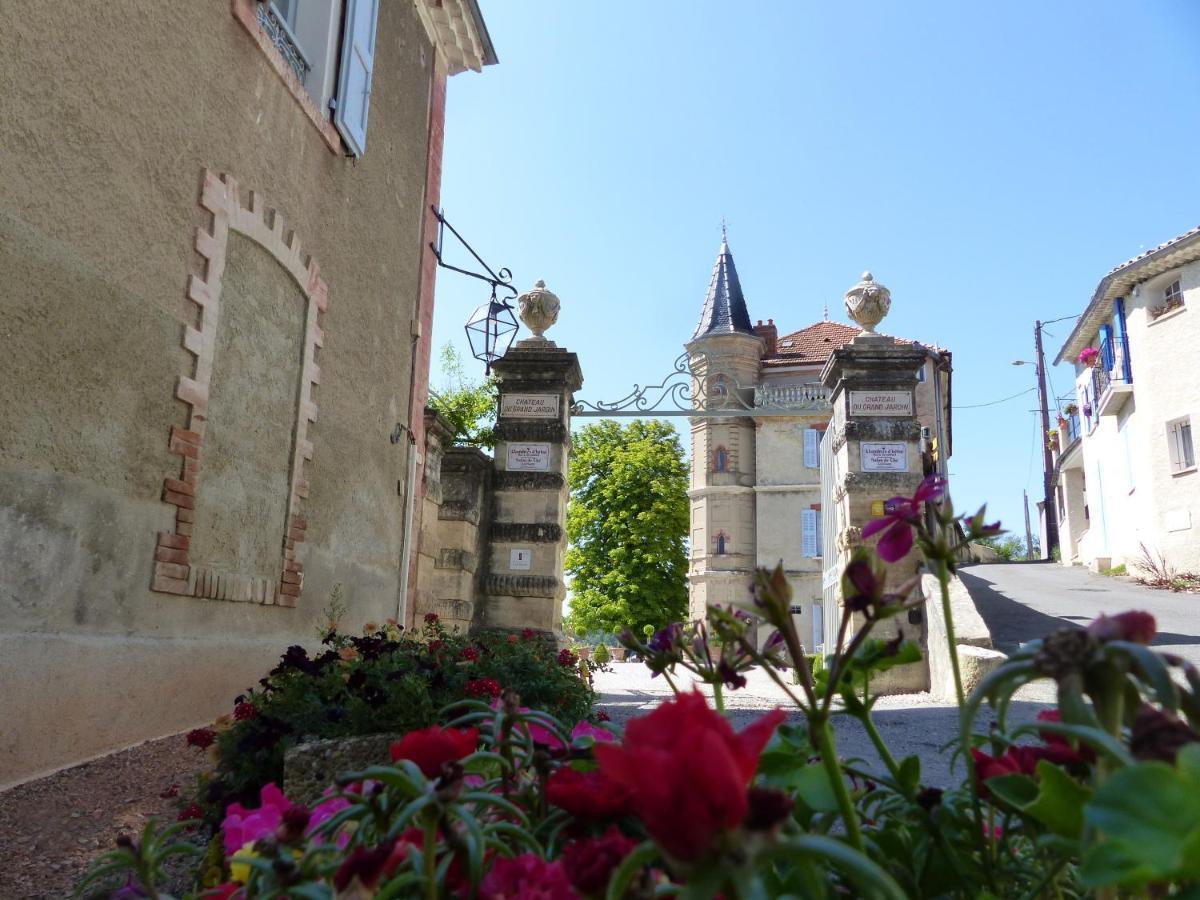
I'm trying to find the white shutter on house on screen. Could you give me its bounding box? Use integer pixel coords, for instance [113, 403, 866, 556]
[334, 0, 379, 157]
[802, 508, 818, 557]
[803, 428, 819, 468]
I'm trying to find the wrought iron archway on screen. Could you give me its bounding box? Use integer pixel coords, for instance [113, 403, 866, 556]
[569, 350, 831, 419]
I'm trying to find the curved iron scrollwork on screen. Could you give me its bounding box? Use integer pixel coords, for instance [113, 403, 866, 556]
[570, 351, 759, 417]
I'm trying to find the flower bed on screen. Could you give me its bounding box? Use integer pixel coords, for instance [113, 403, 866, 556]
[184, 616, 596, 827]
[80, 479, 1200, 898]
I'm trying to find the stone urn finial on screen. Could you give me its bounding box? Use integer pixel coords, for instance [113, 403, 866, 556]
[517, 279, 560, 343]
[844, 271, 891, 333]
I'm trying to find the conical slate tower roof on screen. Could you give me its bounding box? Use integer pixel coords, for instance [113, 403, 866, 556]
[691, 236, 753, 339]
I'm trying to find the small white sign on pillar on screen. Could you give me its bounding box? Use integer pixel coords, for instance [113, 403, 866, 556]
[506, 442, 551, 471]
[860, 442, 909, 472]
[849, 391, 913, 416]
[509, 548, 532, 571]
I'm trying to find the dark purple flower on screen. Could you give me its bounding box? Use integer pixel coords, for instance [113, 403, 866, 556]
[861, 475, 946, 562]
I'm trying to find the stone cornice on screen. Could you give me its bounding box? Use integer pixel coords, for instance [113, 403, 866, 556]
[413, 0, 498, 76]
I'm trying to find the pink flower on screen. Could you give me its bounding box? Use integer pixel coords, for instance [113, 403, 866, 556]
[309, 790, 352, 849]
[480, 854, 578, 899]
[222, 784, 291, 856]
[861, 475, 946, 562]
[570, 721, 616, 743]
[1087, 610, 1157, 645]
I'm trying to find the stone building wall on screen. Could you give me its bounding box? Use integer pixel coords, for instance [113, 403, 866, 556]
[0, 1, 486, 785]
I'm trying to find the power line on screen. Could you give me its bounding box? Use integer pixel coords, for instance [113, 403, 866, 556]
[953, 386, 1037, 410]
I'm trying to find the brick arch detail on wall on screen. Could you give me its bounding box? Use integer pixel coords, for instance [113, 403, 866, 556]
[150, 169, 328, 608]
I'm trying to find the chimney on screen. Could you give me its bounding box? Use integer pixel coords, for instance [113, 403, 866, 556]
[754, 318, 778, 355]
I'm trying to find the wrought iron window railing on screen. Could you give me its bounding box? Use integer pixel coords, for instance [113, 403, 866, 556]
[1092, 332, 1132, 400]
[257, 1, 311, 85]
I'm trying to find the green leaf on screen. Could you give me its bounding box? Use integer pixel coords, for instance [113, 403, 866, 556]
[605, 841, 660, 900]
[1081, 760, 1200, 887]
[758, 835, 908, 900]
[985, 773, 1038, 808]
[898, 755, 921, 796]
[1107, 641, 1180, 710]
[1024, 760, 1091, 838]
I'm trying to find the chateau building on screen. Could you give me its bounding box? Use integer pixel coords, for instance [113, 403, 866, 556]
[685, 237, 953, 649]
[1050, 224, 1200, 573]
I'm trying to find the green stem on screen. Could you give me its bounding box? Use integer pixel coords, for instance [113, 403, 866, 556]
[934, 556, 995, 888]
[810, 714, 863, 852]
[859, 709, 902, 786]
[712, 680, 725, 713]
[423, 813, 439, 900]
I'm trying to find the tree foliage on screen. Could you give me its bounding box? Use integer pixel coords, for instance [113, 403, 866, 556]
[565, 419, 689, 635]
[427, 343, 497, 448]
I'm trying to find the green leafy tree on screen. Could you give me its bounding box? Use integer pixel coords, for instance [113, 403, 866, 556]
[565, 419, 689, 635]
[427, 343, 497, 448]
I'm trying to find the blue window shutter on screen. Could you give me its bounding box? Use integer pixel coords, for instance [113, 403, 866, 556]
[1099, 324, 1114, 371]
[802, 509, 817, 556]
[803, 428, 819, 468]
[1114, 298, 1132, 381]
[334, 0, 379, 157]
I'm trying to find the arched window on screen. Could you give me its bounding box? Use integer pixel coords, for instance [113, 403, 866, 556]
[715, 531, 728, 555]
[713, 445, 728, 473]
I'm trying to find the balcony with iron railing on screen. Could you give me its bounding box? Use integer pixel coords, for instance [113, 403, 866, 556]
[1092, 333, 1133, 417]
[754, 382, 832, 411]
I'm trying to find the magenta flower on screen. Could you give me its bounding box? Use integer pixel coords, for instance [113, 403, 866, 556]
[570, 720, 616, 744]
[222, 783, 291, 856]
[861, 475, 946, 562]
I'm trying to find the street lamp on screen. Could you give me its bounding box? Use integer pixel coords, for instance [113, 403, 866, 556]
[464, 288, 519, 374]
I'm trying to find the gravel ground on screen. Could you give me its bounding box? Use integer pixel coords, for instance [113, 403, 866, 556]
[0, 662, 1053, 899]
[0, 734, 209, 900]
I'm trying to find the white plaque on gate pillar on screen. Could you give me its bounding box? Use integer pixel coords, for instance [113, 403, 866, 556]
[860, 442, 908, 472]
[509, 548, 532, 571]
[500, 393, 560, 418]
[849, 390, 913, 416]
[507, 442, 551, 471]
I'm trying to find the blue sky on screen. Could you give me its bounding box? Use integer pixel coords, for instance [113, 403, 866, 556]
[430, 0, 1200, 539]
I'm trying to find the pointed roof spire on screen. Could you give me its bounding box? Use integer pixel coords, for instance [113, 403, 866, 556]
[692, 229, 753, 339]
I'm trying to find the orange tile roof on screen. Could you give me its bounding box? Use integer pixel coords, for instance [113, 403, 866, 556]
[764, 320, 916, 366]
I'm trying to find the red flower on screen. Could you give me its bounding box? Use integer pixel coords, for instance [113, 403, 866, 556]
[428, 640, 446, 653]
[1087, 610, 1157, 645]
[558, 649, 578, 667]
[233, 702, 258, 721]
[522, 628, 538, 640]
[332, 839, 410, 892]
[205, 885, 241, 900]
[561, 826, 637, 895]
[186, 728, 216, 749]
[177, 803, 203, 823]
[480, 854, 578, 900]
[424, 612, 439, 624]
[545, 767, 633, 819]
[596, 710, 611, 723]
[595, 691, 785, 861]
[460, 646, 481, 662]
[390, 726, 479, 778]
[466, 677, 502, 699]
[861, 475, 946, 562]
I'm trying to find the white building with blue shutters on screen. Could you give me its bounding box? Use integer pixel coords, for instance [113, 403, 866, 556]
[1051, 225, 1200, 574]
[685, 238, 953, 649]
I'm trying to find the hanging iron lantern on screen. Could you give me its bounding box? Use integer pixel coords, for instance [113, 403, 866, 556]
[464, 287, 519, 374]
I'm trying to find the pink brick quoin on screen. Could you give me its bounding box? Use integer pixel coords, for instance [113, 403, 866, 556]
[152, 170, 328, 608]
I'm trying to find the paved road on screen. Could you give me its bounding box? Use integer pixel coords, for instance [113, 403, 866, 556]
[959, 561, 1200, 669]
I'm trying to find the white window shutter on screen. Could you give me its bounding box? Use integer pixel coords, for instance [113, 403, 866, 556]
[815, 508, 823, 556]
[803, 428, 819, 468]
[802, 509, 817, 557]
[334, 0, 379, 157]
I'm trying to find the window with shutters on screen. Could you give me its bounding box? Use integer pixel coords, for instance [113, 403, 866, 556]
[234, 0, 379, 157]
[802, 428, 820, 469]
[802, 508, 822, 557]
[1167, 417, 1196, 475]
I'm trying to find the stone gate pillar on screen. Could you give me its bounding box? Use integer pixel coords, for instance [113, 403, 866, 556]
[821, 273, 928, 693]
[476, 282, 582, 636]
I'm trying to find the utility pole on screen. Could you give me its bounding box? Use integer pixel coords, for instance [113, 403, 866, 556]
[1023, 490, 1034, 560]
[1034, 321, 1060, 560]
